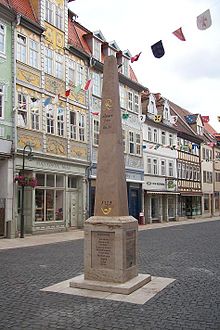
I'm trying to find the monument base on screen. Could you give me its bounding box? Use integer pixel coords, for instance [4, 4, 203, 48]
[69, 273, 151, 295]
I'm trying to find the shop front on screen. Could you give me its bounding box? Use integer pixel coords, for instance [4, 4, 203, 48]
[15, 156, 87, 235]
[178, 193, 202, 218]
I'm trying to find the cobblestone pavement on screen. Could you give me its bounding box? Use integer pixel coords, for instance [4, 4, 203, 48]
[0, 220, 220, 329]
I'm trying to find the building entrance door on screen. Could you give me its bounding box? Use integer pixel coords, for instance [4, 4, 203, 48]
[0, 198, 5, 236]
[68, 191, 78, 227]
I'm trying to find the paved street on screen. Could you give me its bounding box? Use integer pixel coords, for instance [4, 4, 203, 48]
[0, 220, 220, 329]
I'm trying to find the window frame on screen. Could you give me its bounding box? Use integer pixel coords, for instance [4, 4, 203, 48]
[0, 22, 6, 56]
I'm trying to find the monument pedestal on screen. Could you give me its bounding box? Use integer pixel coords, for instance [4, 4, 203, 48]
[70, 216, 151, 294]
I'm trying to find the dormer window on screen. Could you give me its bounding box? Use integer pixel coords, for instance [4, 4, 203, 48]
[197, 124, 203, 135]
[148, 94, 157, 114]
[93, 39, 101, 61]
[122, 57, 129, 76]
[163, 100, 170, 120]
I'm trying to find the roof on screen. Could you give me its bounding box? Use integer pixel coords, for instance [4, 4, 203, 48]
[0, 0, 38, 23]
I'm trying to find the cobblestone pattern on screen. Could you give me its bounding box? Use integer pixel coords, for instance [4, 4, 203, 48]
[0, 221, 220, 329]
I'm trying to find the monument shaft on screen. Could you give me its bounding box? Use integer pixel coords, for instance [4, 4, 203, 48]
[94, 55, 129, 217]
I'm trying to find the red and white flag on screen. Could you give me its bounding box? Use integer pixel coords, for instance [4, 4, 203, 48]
[172, 27, 186, 41]
[201, 116, 209, 123]
[84, 79, 92, 91]
[65, 89, 71, 97]
[131, 52, 142, 63]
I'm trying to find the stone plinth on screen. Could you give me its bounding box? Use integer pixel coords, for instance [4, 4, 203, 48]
[84, 216, 138, 283]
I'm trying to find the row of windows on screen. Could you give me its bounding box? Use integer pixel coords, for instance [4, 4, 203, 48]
[177, 163, 200, 181]
[93, 119, 141, 156]
[17, 93, 86, 141]
[145, 127, 174, 146]
[146, 158, 174, 176]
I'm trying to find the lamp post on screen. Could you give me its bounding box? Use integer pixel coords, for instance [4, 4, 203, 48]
[20, 143, 33, 238]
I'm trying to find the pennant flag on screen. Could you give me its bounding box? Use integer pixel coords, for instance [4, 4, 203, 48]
[65, 89, 71, 97]
[154, 144, 160, 150]
[57, 107, 64, 114]
[185, 114, 196, 124]
[218, 116, 220, 122]
[53, 94, 60, 104]
[31, 97, 37, 103]
[201, 116, 209, 123]
[151, 40, 165, 58]
[154, 115, 162, 123]
[142, 145, 147, 149]
[170, 115, 178, 124]
[84, 79, 92, 91]
[44, 97, 51, 106]
[122, 113, 129, 119]
[118, 63, 123, 69]
[131, 52, 142, 63]
[139, 114, 146, 123]
[46, 104, 53, 113]
[197, 9, 212, 30]
[91, 112, 99, 116]
[74, 85, 81, 95]
[172, 27, 186, 41]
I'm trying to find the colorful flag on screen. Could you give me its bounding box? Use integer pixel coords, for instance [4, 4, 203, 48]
[53, 94, 60, 104]
[84, 79, 92, 91]
[197, 9, 212, 30]
[74, 85, 81, 95]
[131, 52, 142, 63]
[44, 97, 51, 106]
[57, 107, 64, 114]
[122, 113, 129, 119]
[154, 115, 162, 122]
[91, 112, 99, 116]
[139, 114, 146, 123]
[151, 40, 165, 58]
[31, 97, 37, 103]
[201, 116, 209, 123]
[185, 114, 196, 124]
[172, 27, 186, 41]
[65, 89, 71, 97]
[170, 115, 178, 124]
[118, 63, 123, 69]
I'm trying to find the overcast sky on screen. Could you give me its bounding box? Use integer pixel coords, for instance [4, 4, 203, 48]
[69, 0, 220, 132]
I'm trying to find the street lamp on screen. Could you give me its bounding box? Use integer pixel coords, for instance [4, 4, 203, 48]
[20, 143, 33, 238]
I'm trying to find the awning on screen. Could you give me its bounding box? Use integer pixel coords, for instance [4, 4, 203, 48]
[180, 192, 202, 196]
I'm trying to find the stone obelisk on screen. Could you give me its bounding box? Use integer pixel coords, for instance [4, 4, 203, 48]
[70, 56, 151, 294]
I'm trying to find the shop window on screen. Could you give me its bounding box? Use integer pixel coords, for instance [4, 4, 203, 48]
[46, 190, 54, 221]
[215, 193, 219, 210]
[35, 189, 44, 221]
[55, 191, 63, 220]
[56, 175, 64, 187]
[68, 176, 77, 189]
[47, 174, 54, 187]
[36, 173, 45, 186]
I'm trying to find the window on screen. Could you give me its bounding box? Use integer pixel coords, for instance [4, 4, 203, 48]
[148, 127, 152, 142]
[153, 159, 158, 175]
[178, 163, 181, 178]
[69, 59, 76, 86]
[120, 85, 126, 109]
[93, 39, 101, 61]
[17, 34, 27, 62]
[93, 119, 99, 146]
[45, 47, 53, 75]
[189, 166, 193, 180]
[182, 164, 186, 179]
[55, 53, 63, 79]
[197, 124, 203, 135]
[57, 113, 64, 136]
[122, 58, 129, 76]
[29, 39, 39, 68]
[128, 91, 133, 111]
[129, 131, 135, 154]
[76, 63, 84, 85]
[45, 0, 53, 24]
[161, 160, 166, 176]
[35, 173, 64, 222]
[0, 23, 6, 55]
[122, 129, 126, 152]
[0, 85, 4, 118]
[92, 72, 101, 96]
[169, 134, 173, 146]
[46, 112, 54, 134]
[55, 7, 63, 30]
[161, 131, 166, 145]
[147, 158, 152, 174]
[136, 133, 141, 155]
[30, 99, 39, 130]
[70, 111, 77, 139]
[204, 194, 209, 211]
[79, 113, 85, 142]
[163, 106, 169, 120]
[134, 94, 139, 113]
[168, 161, 173, 177]
[153, 129, 158, 143]
[17, 93, 27, 127]
[185, 165, 189, 180]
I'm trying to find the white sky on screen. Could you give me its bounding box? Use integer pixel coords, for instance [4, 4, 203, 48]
[69, 0, 220, 132]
